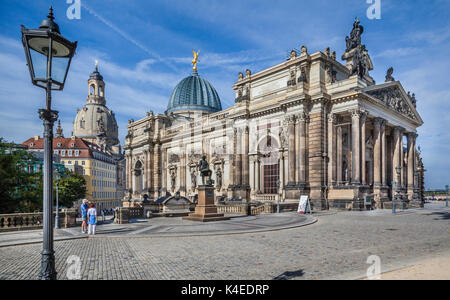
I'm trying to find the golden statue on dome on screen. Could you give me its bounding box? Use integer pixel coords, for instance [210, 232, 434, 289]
[192, 50, 200, 72]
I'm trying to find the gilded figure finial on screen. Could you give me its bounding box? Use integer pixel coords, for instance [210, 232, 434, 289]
[192, 50, 200, 72]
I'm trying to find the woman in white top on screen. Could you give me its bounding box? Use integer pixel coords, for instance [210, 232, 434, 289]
[87, 203, 97, 235]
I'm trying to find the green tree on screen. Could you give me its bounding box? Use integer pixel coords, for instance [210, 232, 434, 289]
[0, 138, 41, 213]
[56, 172, 86, 208]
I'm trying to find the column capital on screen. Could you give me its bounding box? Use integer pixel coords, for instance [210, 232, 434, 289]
[284, 114, 296, 125]
[373, 117, 384, 127]
[393, 126, 405, 135]
[407, 132, 418, 140]
[327, 113, 337, 124]
[351, 109, 365, 119]
[297, 112, 309, 123]
[360, 110, 368, 123]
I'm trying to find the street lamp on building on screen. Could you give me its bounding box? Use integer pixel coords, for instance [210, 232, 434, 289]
[21, 7, 77, 280]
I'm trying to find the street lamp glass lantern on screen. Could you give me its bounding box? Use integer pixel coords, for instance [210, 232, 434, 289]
[21, 7, 77, 90]
[53, 169, 61, 182]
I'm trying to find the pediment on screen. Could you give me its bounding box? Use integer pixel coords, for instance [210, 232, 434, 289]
[362, 82, 423, 124]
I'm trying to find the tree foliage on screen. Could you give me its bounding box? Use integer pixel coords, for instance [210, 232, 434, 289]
[0, 138, 87, 213]
[0, 138, 41, 213]
[56, 172, 86, 208]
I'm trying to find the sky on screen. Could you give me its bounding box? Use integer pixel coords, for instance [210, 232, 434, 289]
[0, 0, 449, 189]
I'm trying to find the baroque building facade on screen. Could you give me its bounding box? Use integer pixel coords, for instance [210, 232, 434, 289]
[124, 19, 424, 210]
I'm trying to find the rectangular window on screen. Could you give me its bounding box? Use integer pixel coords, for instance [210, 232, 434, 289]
[75, 150, 80, 156]
[263, 163, 279, 194]
[61, 150, 65, 156]
[82, 161, 85, 166]
[68, 150, 73, 156]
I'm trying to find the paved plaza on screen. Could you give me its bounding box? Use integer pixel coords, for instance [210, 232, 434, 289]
[0, 203, 448, 280]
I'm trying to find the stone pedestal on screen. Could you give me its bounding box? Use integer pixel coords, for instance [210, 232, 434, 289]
[183, 185, 230, 222]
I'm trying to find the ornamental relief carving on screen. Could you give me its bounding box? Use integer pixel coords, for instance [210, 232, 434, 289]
[365, 86, 417, 120]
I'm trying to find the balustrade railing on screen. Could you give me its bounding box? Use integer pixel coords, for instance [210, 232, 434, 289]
[0, 209, 77, 232]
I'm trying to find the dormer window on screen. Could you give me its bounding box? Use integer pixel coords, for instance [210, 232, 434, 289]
[71, 143, 75, 148]
[29, 143, 34, 147]
[57, 143, 62, 147]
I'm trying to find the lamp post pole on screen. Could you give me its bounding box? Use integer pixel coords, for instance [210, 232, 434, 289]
[21, 7, 77, 280]
[39, 63, 59, 279]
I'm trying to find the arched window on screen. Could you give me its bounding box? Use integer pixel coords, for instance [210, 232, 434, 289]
[90, 84, 95, 96]
[99, 85, 104, 97]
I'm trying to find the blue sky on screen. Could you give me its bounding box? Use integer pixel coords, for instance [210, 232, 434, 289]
[0, 0, 449, 189]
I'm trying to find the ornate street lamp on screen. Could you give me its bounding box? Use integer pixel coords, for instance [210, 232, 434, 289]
[21, 7, 77, 280]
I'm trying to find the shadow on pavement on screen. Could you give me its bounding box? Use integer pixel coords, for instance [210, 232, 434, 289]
[273, 269, 305, 280]
[430, 212, 450, 220]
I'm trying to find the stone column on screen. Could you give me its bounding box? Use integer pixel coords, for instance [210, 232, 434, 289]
[400, 131, 405, 188]
[279, 149, 285, 191]
[161, 148, 167, 194]
[228, 129, 236, 188]
[351, 110, 361, 184]
[242, 126, 250, 187]
[298, 113, 307, 185]
[407, 132, 417, 199]
[336, 126, 342, 184]
[360, 112, 367, 185]
[327, 114, 337, 186]
[128, 154, 133, 194]
[373, 118, 382, 187]
[180, 149, 186, 195]
[381, 121, 387, 186]
[250, 156, 255, 193]
[236, 128, 242, 186]
[392, 127, 403, 187]
[154, 144, 161, 198]
[125, 154, 131, 191]
[255, 158, 261, 193]
[143, 150, 148, 191]
[287, 115, 296, 185]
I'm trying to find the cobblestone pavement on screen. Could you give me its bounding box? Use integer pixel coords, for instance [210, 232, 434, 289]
[0, 206, 448, 280]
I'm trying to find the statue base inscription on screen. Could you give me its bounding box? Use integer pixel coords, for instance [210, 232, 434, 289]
[183, 185, 230, 222]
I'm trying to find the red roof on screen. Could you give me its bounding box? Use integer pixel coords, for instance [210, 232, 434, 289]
[21, 137, 114, 160]
[22, 137, 91, 150]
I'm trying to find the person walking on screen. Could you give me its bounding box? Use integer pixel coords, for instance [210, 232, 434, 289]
[87, 202, 97, 235]
[80, 199, 89, 234]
